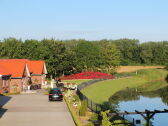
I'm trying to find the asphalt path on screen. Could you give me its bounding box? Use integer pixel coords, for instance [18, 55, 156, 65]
[0, 90, 75, 126]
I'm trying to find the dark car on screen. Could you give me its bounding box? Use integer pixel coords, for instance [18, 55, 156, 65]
[49, 88, 63, 101]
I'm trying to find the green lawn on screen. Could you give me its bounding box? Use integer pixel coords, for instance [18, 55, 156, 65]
[82, 69, 168, 104]
[61, 79, 90, 85]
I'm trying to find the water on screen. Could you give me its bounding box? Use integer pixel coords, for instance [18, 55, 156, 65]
[119, 96, 168, 126]
[109, 82, 168, 126]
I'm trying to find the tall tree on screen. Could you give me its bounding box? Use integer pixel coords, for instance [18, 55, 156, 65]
[114, 39, 140, 65]
[75, 41, 101, 72]
[0, 38, 23, 58]
[99, 41, 120, 74]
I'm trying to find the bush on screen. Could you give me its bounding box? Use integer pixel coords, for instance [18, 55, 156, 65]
[79, 100, 87, 116]
[2, 92, 20, 96]
[73, 94, 80, 102]
[45, 87, 51, 92]
[112, 120, 131, 126]
[90, 112, 98, 122]
[101, 110, 112, 126]
[44, 87, 51, 95]
[84, 122, 94, 126]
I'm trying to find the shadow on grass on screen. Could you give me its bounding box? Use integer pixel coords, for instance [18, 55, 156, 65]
[0, 95, 11, 118]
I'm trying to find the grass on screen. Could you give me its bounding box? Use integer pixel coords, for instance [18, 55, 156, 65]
[82, 69, 168, 104]
[1, 92, 20, 96]
[62, 79, 90, 85]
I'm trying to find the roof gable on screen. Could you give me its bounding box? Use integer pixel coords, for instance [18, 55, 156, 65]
[28, 61, 46, 75]
[0, 59, 47, 76]
[0, 61, 26, 78]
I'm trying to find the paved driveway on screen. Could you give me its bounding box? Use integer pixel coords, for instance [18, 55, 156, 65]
[0, 90, 75, 126]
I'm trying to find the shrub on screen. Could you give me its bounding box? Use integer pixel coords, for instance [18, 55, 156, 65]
[112, 120, 131, 126]
[101, 110, 112, 126]
[79, 100, 87, 116]
[44, 87, 51, 95]
[45, 87, 51, 92]
[84, 122, 94, 126]
[2, 92, 20, 96]
[90, 112, 98, 122]
[73, 94, 80, 102]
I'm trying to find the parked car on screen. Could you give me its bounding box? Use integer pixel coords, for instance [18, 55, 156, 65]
[48, 88, 63, 101]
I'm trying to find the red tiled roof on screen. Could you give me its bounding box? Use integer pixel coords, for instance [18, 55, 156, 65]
[0, 65, 11, 76]
[0, 59, 46, 75]
[0, 61, 26, 78]
[28, 60, 45, 74]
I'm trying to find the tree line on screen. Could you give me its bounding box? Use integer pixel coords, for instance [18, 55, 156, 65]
[0, 38, 167, 77]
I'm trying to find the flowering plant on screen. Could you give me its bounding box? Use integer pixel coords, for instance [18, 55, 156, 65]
[61, 72, 113, 80]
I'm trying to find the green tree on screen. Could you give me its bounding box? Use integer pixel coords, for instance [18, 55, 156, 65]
[114, 39, 140, 65]
[99, 41, 120, 74]
[0, 38, 23, 58]
[75, 41, 101, 72]
[41, 39, 68, 77]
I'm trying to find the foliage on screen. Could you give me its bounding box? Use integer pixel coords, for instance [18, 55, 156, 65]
[84, 122, 94, 126]
[44, 87, 51, 95]
[112, 120, 131, 126]
[2, 92, 20, 96]
[75, 41, 101, 72]
[99, 41, 120, 74]
[89, 112, 99, 122]
[0, 38, 167, 78]
[79, 100, 87, 116]
[101, 110, 112, 126]
[113, 39, 140, 65]
[72, 94, 80, 103]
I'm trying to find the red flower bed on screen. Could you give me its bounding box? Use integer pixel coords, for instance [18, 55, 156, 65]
[61, 72, 113, 80]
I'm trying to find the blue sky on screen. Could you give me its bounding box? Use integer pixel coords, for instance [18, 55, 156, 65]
[0, 0, 168, 42]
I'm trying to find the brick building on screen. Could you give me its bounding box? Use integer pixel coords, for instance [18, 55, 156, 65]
[0, 66, 11, 93]
[0, 59, 47, 93]
[28, 60, 47, 85]
[0, 61, 30, 93]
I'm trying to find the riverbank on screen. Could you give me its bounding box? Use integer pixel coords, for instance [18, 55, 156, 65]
[82, 69, 168, 104]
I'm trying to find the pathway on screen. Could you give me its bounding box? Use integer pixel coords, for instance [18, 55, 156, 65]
[0, 90, 75, 126]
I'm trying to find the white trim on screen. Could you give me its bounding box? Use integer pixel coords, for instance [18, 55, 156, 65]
[25, 64, 31, 77]
[43, 63, 48, 74]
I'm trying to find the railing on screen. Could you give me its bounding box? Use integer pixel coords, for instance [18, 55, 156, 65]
[77, 89, 102, 113]
[77, 79, 107, 113]
[77, 79, 139, 126]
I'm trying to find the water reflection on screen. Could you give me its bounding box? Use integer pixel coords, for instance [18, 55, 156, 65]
[108, 81, 168, 126]
[109, 82, 168, 106]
